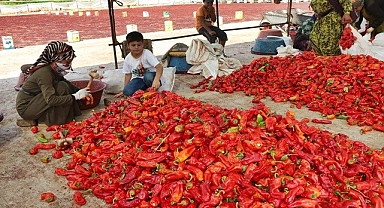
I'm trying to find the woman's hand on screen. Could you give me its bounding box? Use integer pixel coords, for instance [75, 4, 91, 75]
[342, 13, 352, 24]
[114, 92, 124, 98]
[152, 80, 161, 90]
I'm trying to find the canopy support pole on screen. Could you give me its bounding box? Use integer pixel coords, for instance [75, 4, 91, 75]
[286, 0, 293, 35]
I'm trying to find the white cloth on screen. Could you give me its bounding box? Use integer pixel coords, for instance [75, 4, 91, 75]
[122, 49, 160, 80]
[276, 45, 300, 57]
[186, 39, 242, 79]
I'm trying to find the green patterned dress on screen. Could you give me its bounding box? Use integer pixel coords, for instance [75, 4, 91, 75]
[310, 0, 353, 56]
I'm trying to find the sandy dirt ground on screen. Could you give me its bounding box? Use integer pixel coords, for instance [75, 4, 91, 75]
[0, 4, 384, 208]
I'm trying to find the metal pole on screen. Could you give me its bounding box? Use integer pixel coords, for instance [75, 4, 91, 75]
[215, 0, 219, 27]
[286, 0, 292, 35]
[107, 0, 118, 69]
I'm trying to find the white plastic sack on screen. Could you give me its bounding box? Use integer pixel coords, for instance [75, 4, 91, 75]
[340, 24, 374, 55]
[102, 67, 176, 94]
[158, 67, 176, 92]
[372, 33, 384, 47]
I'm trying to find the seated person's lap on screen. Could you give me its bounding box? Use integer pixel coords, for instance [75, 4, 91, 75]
[199, 26, 227, 43]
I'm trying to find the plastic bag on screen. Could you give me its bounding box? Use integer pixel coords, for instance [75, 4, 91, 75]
[372, 33, 384, 47]
[340, 24, 373, 55]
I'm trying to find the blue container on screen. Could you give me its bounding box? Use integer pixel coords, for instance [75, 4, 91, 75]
[251, 36, 286, 55]
[169, 56, 193, 74]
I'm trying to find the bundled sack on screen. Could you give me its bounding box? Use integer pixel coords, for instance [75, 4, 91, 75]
[372, 33, 384, 47]
[371, 33, 384, 61]
[339, 24, 373, 55]
[102, 67, 176, 94]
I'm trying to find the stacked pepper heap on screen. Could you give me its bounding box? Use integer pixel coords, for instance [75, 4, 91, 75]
[192, 52, 384, 132]
[32, 88, 384, 207]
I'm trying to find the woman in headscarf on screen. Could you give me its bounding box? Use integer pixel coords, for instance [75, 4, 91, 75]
[16, 41, 91, 127]
[310, 0, 354, 56]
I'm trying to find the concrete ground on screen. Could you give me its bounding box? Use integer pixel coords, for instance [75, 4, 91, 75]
[0, 21, 383, 207]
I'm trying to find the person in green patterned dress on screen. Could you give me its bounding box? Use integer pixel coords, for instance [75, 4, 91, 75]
[310, 0, 353, 56]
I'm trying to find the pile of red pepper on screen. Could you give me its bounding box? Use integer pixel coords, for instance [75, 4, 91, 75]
[192, 52, 384, 131]
[43, 90, 384, 207]
[339, 26, 357, 50]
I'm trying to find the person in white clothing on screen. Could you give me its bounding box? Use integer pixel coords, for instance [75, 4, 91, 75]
[115, 31, 163, 97]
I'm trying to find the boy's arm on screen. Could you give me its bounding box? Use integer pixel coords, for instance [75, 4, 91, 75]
[210, 9, 216, 23]
[152, 63, 163, 89]
[124, 73, 132, 87]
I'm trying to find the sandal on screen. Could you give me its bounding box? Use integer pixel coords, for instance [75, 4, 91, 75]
[16, 119, 37, 127]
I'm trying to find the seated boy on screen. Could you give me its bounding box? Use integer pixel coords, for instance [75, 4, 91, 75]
[195, 0, 227, 50]
[115, 31, 163, 98]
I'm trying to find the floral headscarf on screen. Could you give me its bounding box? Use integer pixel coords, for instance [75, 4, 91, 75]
[26, 41, 76, 75]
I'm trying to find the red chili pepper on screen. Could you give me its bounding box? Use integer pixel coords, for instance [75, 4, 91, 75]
[116, 198, 140, 207]
[186, 165, 204, 181]
[170, 181, 184, 203]
[29, 143, 57, 155]
[288, 198, 317, 208]
[46, 125, 60, 131]
[373, 124, 384, 132]
[241, 152, 263, 165]
[165, 170, 189, 182]
[120, 166, 140, 185]
[348, 189, 367, 208]
[372, 196, 384, 208]
[52, 150, 63, 159]
[40, 192, 55, 203]
[311, 119, 332, 124]
[136, 152, 164, 160]
[174, 146, 195, 163]
[31, 126, 39, 134]
[73, 191, 86, 206]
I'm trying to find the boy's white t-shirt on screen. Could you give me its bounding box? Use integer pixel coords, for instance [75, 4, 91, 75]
[122, 49, 160, 80]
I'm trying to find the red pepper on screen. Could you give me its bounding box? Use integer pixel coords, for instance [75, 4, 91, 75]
[186, 165, 204, 181]
[136, 160, 157, 168]
[241, 152, 263, 165]
[116, 198, 140, 207]
[52, 151, 63, 159]
[348, 189, 367, 208]
[373, 124, 384, 132]
[149, 196, 161, 207]
[171, 181, 184, 203]
[29, 143, 56, 155]
[372, 196, 384, 208]
[165, 170, 189, 182]
[174, 146, 196, 163]
[311, 119, 332, 124]
[120, 167, 140, 185]
[288, 198, 317, 208]
[136, 152, 164, 160]
[198, 193, 223, 208]
[40, 192, 55, 203]
[31, 126, 39, 134]
[46, 125, 60, 131]
[73, 191, 86, 206]
[341, 199, 361, 207]
[55, 168, 75, 176]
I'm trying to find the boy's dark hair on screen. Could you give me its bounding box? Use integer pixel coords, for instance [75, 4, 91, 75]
[126, 31, 143, 44]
